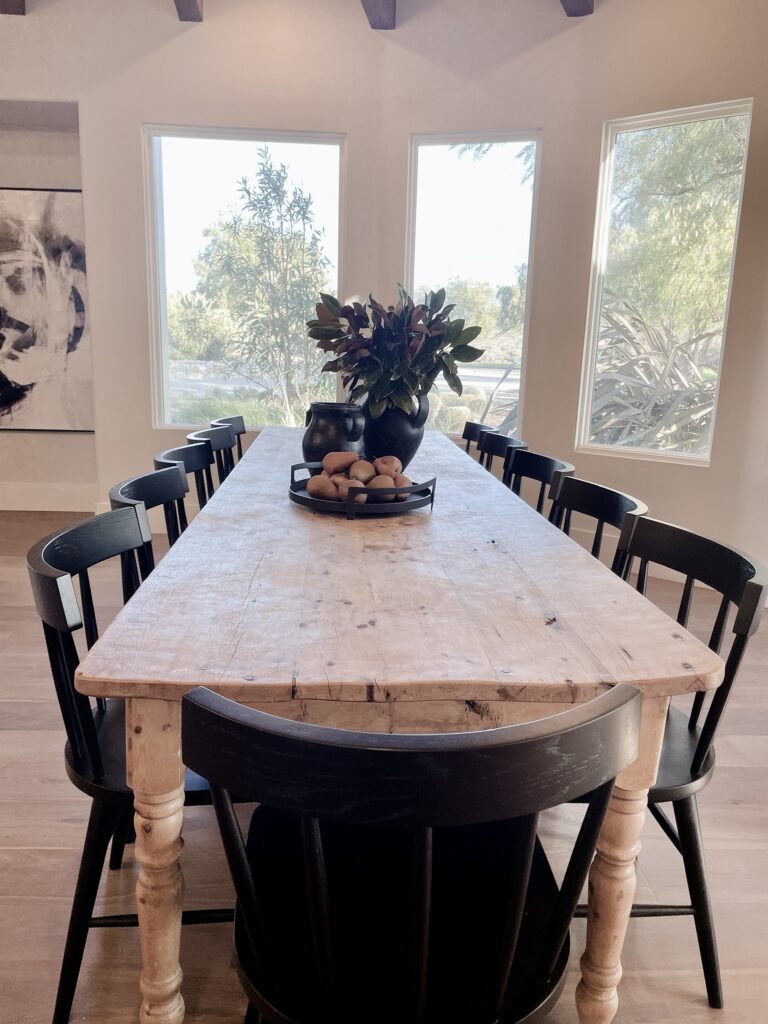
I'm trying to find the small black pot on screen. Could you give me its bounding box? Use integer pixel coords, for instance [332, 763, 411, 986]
[362, 395, 429, 471]
[302, 402, 365, 463]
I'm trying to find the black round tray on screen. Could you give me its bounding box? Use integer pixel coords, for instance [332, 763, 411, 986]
[289, 462, 437, 519]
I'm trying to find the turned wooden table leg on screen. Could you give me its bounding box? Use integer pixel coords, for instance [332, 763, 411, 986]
[575, 695, 669, 1024]
[127, 698, 186, 1024]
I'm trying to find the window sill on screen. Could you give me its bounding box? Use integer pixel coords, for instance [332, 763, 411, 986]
[574, 443, 711, 469]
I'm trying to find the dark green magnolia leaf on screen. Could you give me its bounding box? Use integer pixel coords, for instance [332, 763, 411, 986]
[307, 328, 345, 344]
[451, 345, 484, 363]
[368, 396, 387, 419]
[444, 319, 465, 345]
[455, 325, 482, 346]
[392, 391, 415, 415]
[442, 367, 463, 396]
[372, 378, 397, 399]
[320, 293, 344, 317]
[349, 385, 368, 402]
[315, 303, 338, 324]
[314, 338, 338, 353]
[321, 359, 341, 373]
[430, 287, 446, 313]
[441, 352, 458, 375]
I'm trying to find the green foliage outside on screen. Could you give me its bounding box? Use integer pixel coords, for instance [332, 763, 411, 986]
[589, 114, 749, 453]
[167, 141, 533, 434]
[167, 146, 335, 427]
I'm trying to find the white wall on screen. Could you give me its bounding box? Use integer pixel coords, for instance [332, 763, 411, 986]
[0, 124, 98, 511]
[0, 0, 766, 561]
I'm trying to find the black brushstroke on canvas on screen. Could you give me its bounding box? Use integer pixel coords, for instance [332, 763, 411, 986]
[0, 192, 88, 421]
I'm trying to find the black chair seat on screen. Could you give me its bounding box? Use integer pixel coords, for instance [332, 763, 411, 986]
[648, 706, 715, 803]
[63, 697, 213, 805]
[234, 806, 569, 1024]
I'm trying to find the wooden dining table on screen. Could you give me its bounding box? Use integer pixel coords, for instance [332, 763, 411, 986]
[76, 426, 724, 1024]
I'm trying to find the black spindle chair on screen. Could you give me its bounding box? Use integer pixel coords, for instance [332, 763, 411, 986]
[548, 476, 647, 564]
[182, 684, 642, 1024]
[613, 514, 768, 1008]
[26, 509, 235, 1024]
[461, 420, 497, 456]
[502, 449, 575, 516]
[478, 431, 527, 474]
[188, 424, 237, 485]
[155, 440, 216, 509]
[109, 465, 190, 585]
[212, 414, 247, 461]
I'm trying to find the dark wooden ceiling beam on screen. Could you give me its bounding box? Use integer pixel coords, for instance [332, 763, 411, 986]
[174, 0, 203, 22]
[0, 1, 26, 15]
[361, 0, 396, 30]
[560, 0, 594, 15]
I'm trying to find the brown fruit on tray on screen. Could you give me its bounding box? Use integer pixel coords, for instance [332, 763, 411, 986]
[349, 459, 376, 483]
[337, 478, 367, 503]
[304, 452, 420, 507]
[373, 455, 402, 479]
[307, 473, 340, 501]
[322, 451, 359, 475]
[393, 474, 412, 501]
[367, 475, 397, 501]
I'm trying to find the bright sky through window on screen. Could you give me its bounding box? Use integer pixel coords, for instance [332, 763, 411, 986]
[410, 139, 538, 434]
[160, 136, 341, 294]
[153, 132, 342, 427]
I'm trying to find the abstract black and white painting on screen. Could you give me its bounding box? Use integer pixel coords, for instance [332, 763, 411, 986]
[0, 188, 93, 430]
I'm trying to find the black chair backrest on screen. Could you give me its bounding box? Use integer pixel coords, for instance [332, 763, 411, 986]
[212, 415, 246, 460]
[461, 419, 497, 454]
[155, 440, 215, 509]
[183, 685, 641, 1024]
[478, 431, 527, 472]
[548, 476, 648, 563]
[503, 449, 576, 514]
[26, 507, 148, 780]
[109, 466, 189, 574]
[615, 514, 768, 774]
[187, 425, 236, 485]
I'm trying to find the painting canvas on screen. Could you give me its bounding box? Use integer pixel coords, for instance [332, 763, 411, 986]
[0, 188, 93, 430]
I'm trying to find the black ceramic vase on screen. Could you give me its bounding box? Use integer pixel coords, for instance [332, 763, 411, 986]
[362, 395, 429, 471]
[302, 402, 365, 463]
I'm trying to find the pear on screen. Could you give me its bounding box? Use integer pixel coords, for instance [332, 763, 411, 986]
[338, 478, 367, 503]
[349, 460, 376, 483]
[307, 474, 340, 501]
[393, 473, 412, 501]
[367, 475, 397, 501]
[322, 451, 359, 475]
[373, 455, 402, 479]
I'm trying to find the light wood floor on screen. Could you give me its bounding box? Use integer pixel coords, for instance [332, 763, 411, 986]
[1, 510, 766, 1023]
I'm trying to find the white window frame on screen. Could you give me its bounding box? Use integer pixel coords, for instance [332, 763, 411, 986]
[143, 124, 347, 429]
[404, 130, 542, 438]
[575, 99, 753, 467]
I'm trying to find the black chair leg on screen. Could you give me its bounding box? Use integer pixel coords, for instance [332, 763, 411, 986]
[53, 800, 121, 1024]
[673, 795, 724, 1009]
[108, 801, 134, 871]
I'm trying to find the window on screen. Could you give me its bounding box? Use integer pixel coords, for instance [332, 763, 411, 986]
[407, 134, 539, 434]
[578, 102, 751, 461]
[147, 128, 343, 427]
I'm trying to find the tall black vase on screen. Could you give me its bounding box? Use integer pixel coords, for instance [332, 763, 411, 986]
[302, 402, 365, 463]
[362, 395, 429, 471]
